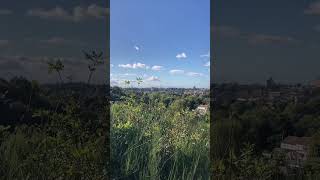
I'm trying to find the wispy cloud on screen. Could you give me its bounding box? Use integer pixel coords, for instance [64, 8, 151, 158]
[0, 9, 12, 15]
[40, 37, 71, 45]
[27, 7, 74, 21]
[151, 65, 163, 71]
[169, 69, 184, 75]
[200, 51, 210, 58]
[176, 52, 187, 59]
[169, 69, 204, 77]
[118, 62, 147, 69]
[0, 40, 9, 46]
[87, 4, 109, 18]
[119, 73, 137, 76]
[27, 4, 108, 22]
[147, 76, 160, 81]
[204, 61, 210, 67]
[305, 2, 320, 15]
[248, 34, 296, 45]
[213, 25, 297, 45]
[212, 26, 241, 38]
[187, 72, 204, 77]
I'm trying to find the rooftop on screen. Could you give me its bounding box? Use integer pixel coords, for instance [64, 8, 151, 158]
[282, 136, 311, 146]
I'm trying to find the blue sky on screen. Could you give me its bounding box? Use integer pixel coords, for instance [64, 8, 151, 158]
[110, 0, 210, 88]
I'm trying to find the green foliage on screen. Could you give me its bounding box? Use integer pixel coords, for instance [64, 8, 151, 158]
[0, 95, 108, 179]
[47, 59, 65, 84]
[212, 142, 282, 180]
[136, 77, 143, 86]
[0, 51, 108, 179]
[211, 91, 320, 179]
[111, 92, 209, 179]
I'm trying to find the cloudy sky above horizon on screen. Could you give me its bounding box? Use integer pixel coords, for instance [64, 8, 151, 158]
[214, 0, 320, 84]
[110, 0, 210, 88]
[0, 0, 108, 84]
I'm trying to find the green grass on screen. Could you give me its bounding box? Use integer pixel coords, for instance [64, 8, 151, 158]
[111, 94, 210, 179]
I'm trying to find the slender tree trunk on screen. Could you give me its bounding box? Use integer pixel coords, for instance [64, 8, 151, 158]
[27, 91, 32, 111]
[87, 71, 94, 85]
[57, 71, 64, 85]
[56, 71, 64, 113]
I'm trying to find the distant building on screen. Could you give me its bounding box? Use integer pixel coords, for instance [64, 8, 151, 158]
[310, 80, 320, 88]
[268, 91, 281, 101]
[196, 105, 208, 115]
[280, 136, 311, 168]
[266, 77, 276, 89]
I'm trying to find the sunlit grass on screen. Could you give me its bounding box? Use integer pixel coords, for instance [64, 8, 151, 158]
[111, 94, 210, 179]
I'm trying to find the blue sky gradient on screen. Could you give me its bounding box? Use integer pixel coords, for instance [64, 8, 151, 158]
[111, 0, 210, 88]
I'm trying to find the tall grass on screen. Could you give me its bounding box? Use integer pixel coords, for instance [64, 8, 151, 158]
[111, 94, 209, 179]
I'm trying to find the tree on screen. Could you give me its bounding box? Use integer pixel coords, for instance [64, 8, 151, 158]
[124, 80, 130, 88]
[83, 50, 104, 84]
[136, 77, 143, 86]
[47, 59, 64, 84]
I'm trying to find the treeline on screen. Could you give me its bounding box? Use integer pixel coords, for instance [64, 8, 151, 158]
[111, 86, 209, 110]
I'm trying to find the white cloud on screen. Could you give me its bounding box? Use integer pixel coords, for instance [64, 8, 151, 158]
[169, 69, 184, 75]
[38, 37, 85, 46]
[134, 62, 146, 69]
[118, 64, 132, 68]
[134, 45, 140, 51]
[118, 62, 146, 69]
[27, 4, 108, 22]
[27, 7, 71, 20]
[87, 4, 109, 18]
[147, 76, 160, 81]
[204, 61, 210, 67]
[151, 65, 163, 71]
[187, 72, 204, 77]
[0, 9, 12, 15]
[176, 52, 187, 59]
[111, 64, 114, 67]
[248, 34, 295, 45]
[41, 37, 69, 45]
[121, 73, 137, 76]
[200, 51, 210, 58]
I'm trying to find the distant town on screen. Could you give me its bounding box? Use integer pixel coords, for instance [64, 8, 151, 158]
[210, 77, 320, 175]
[212, 77, 320, 105]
